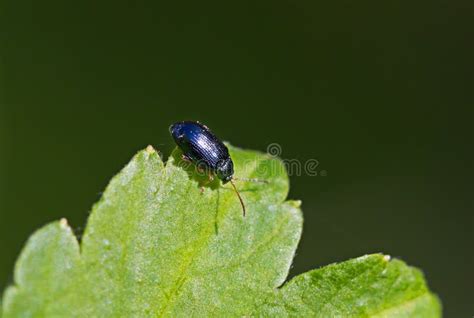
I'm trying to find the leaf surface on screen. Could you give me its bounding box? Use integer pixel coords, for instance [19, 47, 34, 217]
[2, 146, 440, 317]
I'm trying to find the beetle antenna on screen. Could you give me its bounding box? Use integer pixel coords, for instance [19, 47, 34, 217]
[230, 179, 246, 217]
[232, 177, 268, 184]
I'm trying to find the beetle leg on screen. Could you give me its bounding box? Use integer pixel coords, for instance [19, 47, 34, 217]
[181, 154, 192, 162]
[208, 171, 215, 182]
[200, 171, 215, 194]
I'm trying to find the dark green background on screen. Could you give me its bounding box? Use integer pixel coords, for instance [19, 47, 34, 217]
[1, 1, 472, 316]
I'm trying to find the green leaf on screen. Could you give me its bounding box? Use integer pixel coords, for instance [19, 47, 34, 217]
[2, 145, 441, 317]
[257, 255, 441, 317]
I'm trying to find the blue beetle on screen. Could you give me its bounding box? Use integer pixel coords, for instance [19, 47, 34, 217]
[170, 121, 246, 216]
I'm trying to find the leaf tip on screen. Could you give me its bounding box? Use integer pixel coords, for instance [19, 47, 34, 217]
[289, 200, 302, 208]
[146, 145, 156, 154]
[59, 218, 68, 228]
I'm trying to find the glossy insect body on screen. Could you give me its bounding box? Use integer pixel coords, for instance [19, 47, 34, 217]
[170, 121, 234, 183]
[170, 121, 246, 216]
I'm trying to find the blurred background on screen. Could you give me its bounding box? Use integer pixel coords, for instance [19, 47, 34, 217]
[1, 1, 472, 316]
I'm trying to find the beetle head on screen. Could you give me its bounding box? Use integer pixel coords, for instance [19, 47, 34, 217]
[216, 158, 234, 183]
